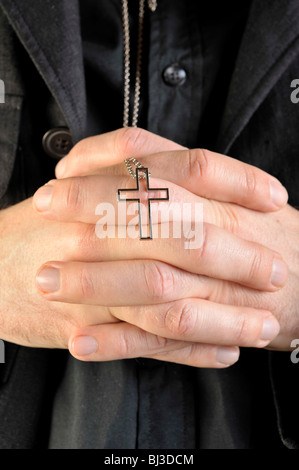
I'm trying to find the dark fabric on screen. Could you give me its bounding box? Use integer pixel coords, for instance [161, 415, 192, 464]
[49, 357, 139, 449]
[0, 0, 86, 141]
[80, 0, 251, 148]
[0, 0, 299, 449]
[0, 342, 66, 449]
[0, 8, 23, 200]
[49, 357, 197, 449]
[218, 0, 299, 153]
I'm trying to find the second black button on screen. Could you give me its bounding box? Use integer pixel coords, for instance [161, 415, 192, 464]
[163, 63, 187, 87]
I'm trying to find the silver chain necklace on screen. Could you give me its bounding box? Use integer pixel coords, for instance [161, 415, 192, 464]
[122, 0, 157, 180]
[118, 0, 170, 240]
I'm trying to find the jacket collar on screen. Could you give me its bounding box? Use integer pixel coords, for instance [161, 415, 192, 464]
[0, 0, 86, 142]
[217, 0, 299, 153]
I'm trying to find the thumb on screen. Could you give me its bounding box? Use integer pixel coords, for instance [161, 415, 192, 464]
[55, 127, 185, 178]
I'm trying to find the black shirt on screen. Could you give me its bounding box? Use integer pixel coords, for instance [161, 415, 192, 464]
[79, 0, 251, 148]
[48, 0, 283, 449]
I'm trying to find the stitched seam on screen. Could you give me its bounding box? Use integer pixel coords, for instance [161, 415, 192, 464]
[223, 34, 299, 149]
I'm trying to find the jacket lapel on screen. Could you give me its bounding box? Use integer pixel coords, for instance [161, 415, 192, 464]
[218, 0, 299, 154]
[2, 0, 299, 150]
[0, 0, 86, 141]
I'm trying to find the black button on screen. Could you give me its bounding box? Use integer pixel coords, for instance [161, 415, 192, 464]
[42, 127, 73, 160]
[163, 64, 187, 86]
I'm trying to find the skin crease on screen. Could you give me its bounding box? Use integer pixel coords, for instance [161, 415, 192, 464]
[0, 128, 297, 367]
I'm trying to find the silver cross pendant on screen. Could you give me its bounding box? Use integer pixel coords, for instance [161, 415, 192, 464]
[118, 167, 169, 239]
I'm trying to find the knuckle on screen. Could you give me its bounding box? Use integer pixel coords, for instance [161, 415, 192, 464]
[78, 265, 96, 298]
[234, 312, 264, 346]
[218, 203, 240, 233]
[177, 343, 198, 363]
[181, 343, 213, 367]
[65, 178, 83, 212]
[75, 223, 95, 251]
[143, 261, 176, 301]
[116, 127, 147, 158]
[234, 315, 250, 344]
[73, 223, 106, 260]
[248, 248, 263, 283]
[195, 222, 209, 260]
[186, 148, 210, 179]
[183, 222, 209, 258]
[163, 302, 196, 337]
[146, 333, 170, 352]
[117, 326, 170, 358]
[242, 166, 257, 200]
[118, 327, 133, 357]
[182, 221, 209, 259]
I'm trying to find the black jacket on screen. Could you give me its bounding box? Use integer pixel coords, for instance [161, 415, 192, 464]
[1, 0, 299, 449]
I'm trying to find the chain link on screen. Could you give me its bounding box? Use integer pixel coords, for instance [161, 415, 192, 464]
[124, 157, 149, 180]
[122, 0, 131, 129]
[122, 0, 157, 179]
[122, 0, 147, 129]
[132, 0, 145, 127]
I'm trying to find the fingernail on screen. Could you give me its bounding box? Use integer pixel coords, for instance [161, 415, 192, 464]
[55, 157, 67, 178]
[270, 180, 288, 207]
[36, 266, 60, 293]
[260, 317, 280, 341]
[34, 185, 53, 211]
[216, 347, 240, 366]
[271, 258, 288, 287]
[72, 336, 98, 356]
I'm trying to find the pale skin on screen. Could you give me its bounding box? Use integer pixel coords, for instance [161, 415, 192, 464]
[0, 128, 298, 368]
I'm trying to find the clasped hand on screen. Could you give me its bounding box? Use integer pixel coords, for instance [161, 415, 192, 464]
[1, 128, 297, 369]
